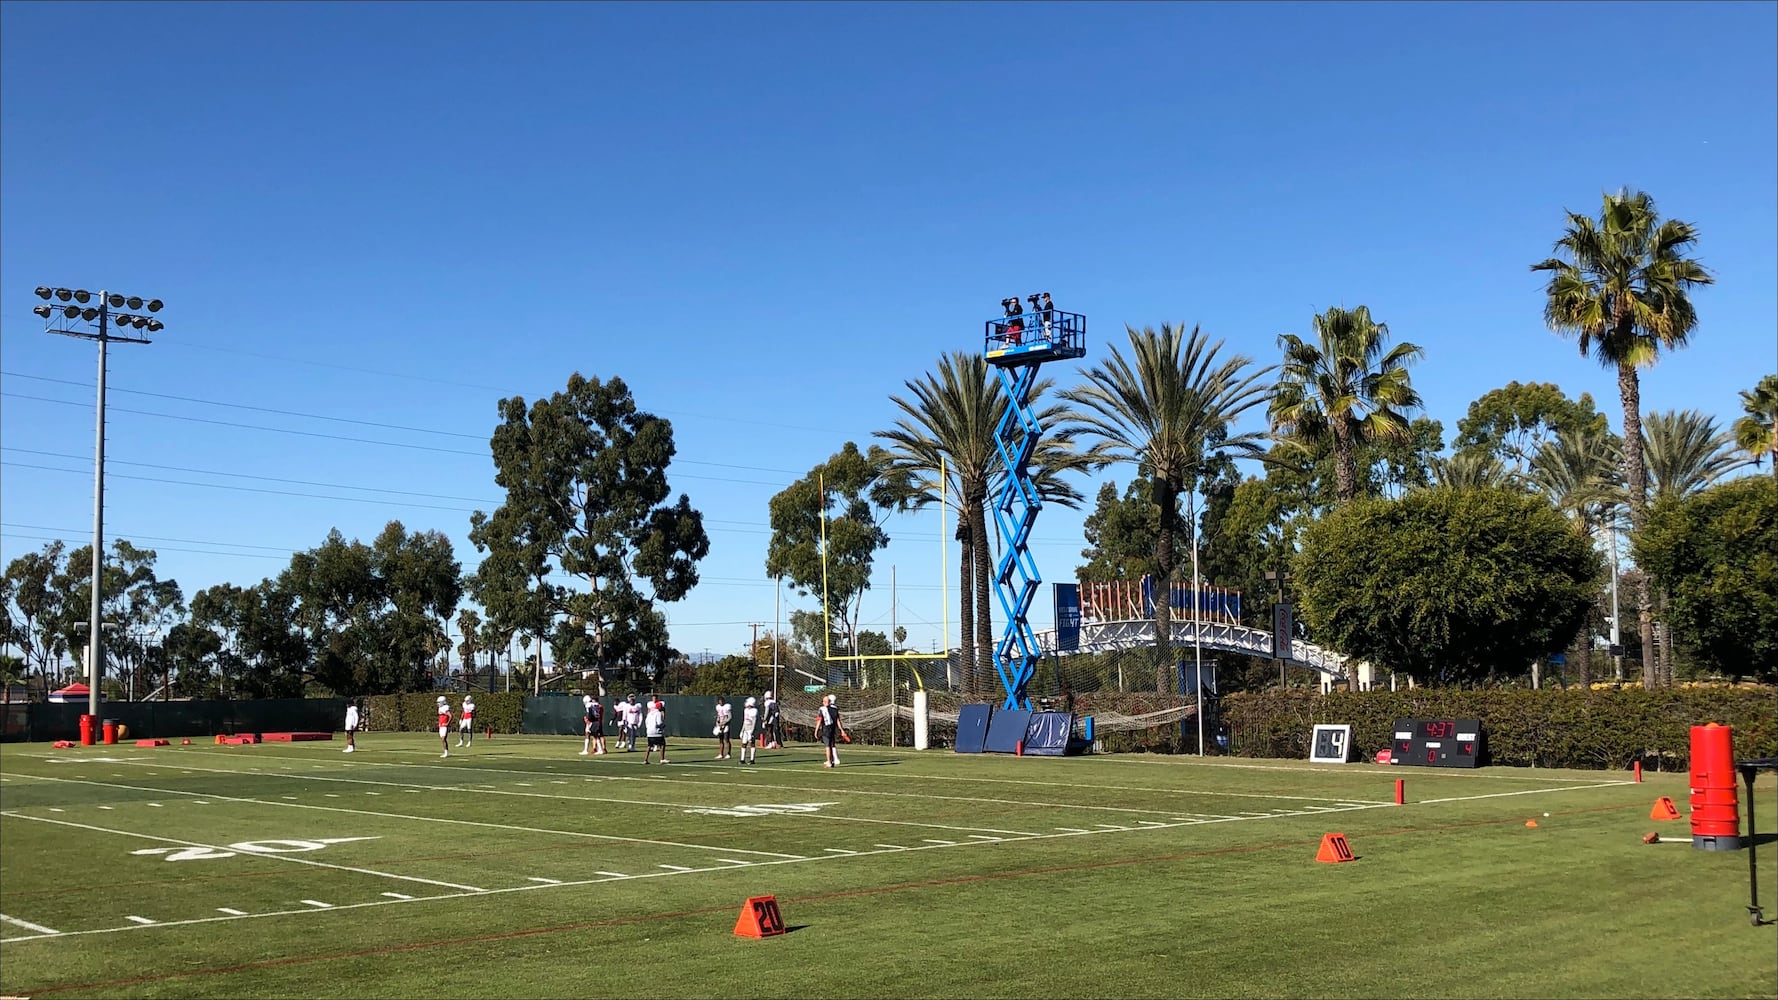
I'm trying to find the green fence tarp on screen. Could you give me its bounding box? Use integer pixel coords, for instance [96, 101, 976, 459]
[3, 699, 346, 743]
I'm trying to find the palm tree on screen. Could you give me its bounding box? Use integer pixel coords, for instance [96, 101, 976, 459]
[1063, 324, 1274, 692]
[1531, 188, 1713, 688]
[1527, 427, 1625, 688]
[1428, 452, 1518, 491]
[1734, 374, 1778, 479]
[1270, 305, 1424, 505]
[1639, 409, 1747, 682]
[1643, 409, 1748, 501]
[875, 352, 1102, 697]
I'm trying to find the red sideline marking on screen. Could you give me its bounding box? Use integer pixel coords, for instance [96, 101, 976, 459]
[260, 733, 334, 743]
[20, 803, 1638, 995]
[135, 739, 171, 748]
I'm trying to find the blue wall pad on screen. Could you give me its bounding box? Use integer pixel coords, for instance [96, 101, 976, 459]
[1021, 712, 1074, 755]
[984, 708, 1033, 754]
[954, 703, 992, 753]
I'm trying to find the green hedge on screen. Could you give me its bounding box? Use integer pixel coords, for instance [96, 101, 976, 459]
[1221, 685, 1777, 771]
[361, 692, 526, 734]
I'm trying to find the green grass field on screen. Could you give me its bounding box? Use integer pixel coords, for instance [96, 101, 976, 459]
[2, 733, 1773, 999]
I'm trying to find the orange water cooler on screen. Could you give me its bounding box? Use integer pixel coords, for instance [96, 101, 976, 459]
[1689, 723, 1741, 851]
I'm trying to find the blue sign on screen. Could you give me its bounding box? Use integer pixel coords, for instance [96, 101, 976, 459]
[1054, 583, 1080, 652]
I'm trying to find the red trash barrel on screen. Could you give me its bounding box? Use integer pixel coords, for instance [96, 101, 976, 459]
[79, 713, 97, 746]
[1689, 723, 1742, 851]
[101, 719, 119, 745]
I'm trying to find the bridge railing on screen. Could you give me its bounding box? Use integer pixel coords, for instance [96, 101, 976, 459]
[1032, 617, 1349, 678]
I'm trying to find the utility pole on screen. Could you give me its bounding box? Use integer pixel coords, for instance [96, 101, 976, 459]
[34, 286, 163, 720]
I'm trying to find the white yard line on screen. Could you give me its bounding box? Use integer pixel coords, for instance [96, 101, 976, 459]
[110, 757, 1042, 839]
[217, 908, 247, 916]
[0, 913, 61, 935]
[5, 772, 803, 860]
[1415, 781, 1635, 804]
[0, 811, 488, 892]
[124, 915, 156, 925]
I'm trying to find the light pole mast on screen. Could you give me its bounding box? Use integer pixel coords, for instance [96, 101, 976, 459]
[34, 286, 163, 720]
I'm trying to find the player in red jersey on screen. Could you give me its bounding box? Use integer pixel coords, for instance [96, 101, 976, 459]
[437, 696, 452, 759]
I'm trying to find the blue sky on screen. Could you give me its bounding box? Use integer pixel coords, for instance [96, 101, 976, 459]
[3, 1, 1774, 662]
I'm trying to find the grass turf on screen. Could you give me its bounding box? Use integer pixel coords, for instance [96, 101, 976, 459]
[1, 734, 1773, 999]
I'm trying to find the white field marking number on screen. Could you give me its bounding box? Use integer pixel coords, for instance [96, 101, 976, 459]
[682, 802, 839, 818]
[130, 837, 379, 862]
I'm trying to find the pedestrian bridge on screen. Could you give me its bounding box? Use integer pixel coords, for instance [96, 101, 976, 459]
[1032, 618, 1349, 679]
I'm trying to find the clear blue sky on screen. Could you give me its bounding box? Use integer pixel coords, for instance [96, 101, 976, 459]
[3, 1, 1773, 662]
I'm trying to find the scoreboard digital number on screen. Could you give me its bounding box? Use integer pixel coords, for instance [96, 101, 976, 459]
[1391, 718, 1483, 768]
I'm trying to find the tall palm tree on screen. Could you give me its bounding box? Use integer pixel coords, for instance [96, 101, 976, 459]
[875, 352, 1102, 697]
[1527, 428, 1625, 688]
[1734, 374, 1778, 479]
[1428, 451, 1518, 491]
[1531, 188, 1712, 688]
[1063, 324, 1274, 692]
[1270, 305, 1424, 505]
[1643, 409, 1748, 501]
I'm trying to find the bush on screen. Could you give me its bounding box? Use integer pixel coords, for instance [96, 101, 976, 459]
[362, 691, 526, 734]
[1221, 685, 1776, 770]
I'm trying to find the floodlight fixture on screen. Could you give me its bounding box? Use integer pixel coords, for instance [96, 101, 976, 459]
[73, 289, 91, 304]
[126, 296, 142, 310]
[62, 304, 80, 319]
[36, 286, 53, 300]
[56, 288, 73, 302]
[108, 293, 125, 308]
[146, 299, 163, 312]
[146, 319, 163, 332]
[81, 307, 99, 321]
[133, 316, 149, 330]
[33, 305, 52, 318]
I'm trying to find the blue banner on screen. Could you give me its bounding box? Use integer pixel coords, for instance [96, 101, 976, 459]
[1054, 583, 1080, 652]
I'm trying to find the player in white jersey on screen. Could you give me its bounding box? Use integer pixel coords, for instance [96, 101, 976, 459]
[713, 695, 733, 759]
[458, 695, 476, 747]
[436, 696, 452, 758]
[621, 693, 641, 751]
[737, 697, 759, 764]
[643, 698, 668, 764]
[343, 700, 360, 753]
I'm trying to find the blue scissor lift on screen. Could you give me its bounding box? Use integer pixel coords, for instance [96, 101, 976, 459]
[983, 306, 1086, 710]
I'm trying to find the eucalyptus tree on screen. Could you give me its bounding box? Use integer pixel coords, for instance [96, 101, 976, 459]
[1270, 305, 1424, 506]
[1063, 324, 1274, 692]
[1735, 374, 1778, 478]
[1532, 188, 1713, 687]
[765, 442, 892, 685]
[874, 352, 1102, 695]
[471, 373, 709, 691]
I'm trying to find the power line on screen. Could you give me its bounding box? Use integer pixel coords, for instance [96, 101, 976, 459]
[3, 371, 809, 476]
[4, 447, 502, 505]
[0, 530, 289, 562]
[4, 391, 795, 487]
[148, 336, 842, 436]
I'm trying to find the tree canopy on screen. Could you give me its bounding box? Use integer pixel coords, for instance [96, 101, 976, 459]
[1636, 477, 1777, 683]
[1294, 488, 1602, 686]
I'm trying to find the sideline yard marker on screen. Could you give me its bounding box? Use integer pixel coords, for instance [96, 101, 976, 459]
[1315, 833, 1355, 863]
[734, 895, 786, 938]
[1650, 796, 1682, 821]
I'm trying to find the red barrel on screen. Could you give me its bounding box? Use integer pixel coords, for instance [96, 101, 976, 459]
[101, 719, 119, 745]
[79, 713, 97, 746]
[1688, 723, 1742, 851]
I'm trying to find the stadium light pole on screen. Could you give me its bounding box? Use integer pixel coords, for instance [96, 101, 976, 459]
[35, 287, 164, 720]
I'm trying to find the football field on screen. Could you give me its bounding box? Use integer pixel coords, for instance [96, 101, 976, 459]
[1, 735, 1773, 999]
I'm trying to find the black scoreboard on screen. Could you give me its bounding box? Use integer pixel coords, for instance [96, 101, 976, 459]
[1391, 719, 1483, 768]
